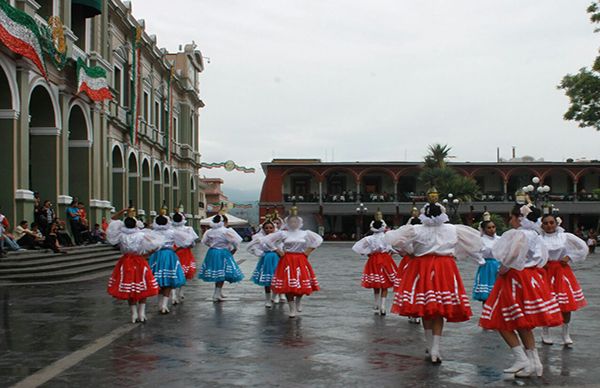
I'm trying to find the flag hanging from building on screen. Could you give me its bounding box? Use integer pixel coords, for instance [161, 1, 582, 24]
[76, 58, 112, 102]
[0, 1, 46, 77]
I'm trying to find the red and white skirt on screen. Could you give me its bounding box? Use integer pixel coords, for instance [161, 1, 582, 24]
[107, 253, 159, 301]
[271, 252, 320, 296]
[176, 247, 197, 280]
[391, 255, 472, 322]
[394, 256, 412, 292]
[479, 267, 563, 331]
[361, 252, 398, 289]
[543, 261, 587, 313]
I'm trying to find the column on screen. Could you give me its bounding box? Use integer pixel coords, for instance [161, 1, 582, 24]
[14, 67, 34, 222]
[318, 180, 323, 205]
[573, 180, 578, 202]
[503, 180, 508, 202]
[0, 110, 18, 224]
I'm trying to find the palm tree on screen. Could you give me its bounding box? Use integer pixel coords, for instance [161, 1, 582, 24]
[424, 144, 452, 169]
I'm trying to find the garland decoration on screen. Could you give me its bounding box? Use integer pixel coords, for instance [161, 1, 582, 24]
[201, 160, 256, 173]
[76, 58, 113, 101]
[0, 1, 46, 77]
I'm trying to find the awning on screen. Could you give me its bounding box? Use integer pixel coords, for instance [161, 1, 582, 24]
[72, 0, 102, 18]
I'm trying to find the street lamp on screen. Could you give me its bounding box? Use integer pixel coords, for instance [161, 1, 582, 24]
[442, 193, 461, 223]
[522, 177, 551, 212]
[355, 203, 368, 240]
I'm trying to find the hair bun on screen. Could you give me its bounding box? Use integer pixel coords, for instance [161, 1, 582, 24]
[526, 207, 542, 222]
[212, 215, 221, 224]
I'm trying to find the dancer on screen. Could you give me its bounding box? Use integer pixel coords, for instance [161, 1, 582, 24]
[400, 206, 421, 324]
[472, 212, 501, 302]
[384, 188, 483, 364]
[539, 213, 588, 346]
[198, 213, 244, 302]
[247, 218, 283, 307]
[106, 206, 162, 323]
[263, 205, 323, 318]
[148, 209, 187, 314]
[352, 212, 397, 316]
[172, 211, 199, 304]
[479, 203, 563, 377]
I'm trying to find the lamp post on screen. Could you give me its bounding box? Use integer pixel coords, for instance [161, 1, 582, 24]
[522, 177, 551, 212]
[355, 202, 368, 241]
[442, 193, 461, 224]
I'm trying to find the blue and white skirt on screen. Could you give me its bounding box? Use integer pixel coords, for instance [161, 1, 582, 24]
[251, 251, 280, 287]
[148, 248, 186, 288]
[198, 248, 244, 283]
[473, 258, 500, 302]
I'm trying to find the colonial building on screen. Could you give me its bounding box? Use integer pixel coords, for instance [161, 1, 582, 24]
[200, 177, 228, 216]
[0, 0, 207, 229]
[259, 159, 600, 237]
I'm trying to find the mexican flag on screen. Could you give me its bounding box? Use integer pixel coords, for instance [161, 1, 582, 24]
[0, 1, 46, 77]
[77, 58, 113, 102]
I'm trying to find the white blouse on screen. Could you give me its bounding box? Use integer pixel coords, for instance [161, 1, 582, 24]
[172, 225, 199, 248]
[481, 234, 500, 259]
[107, 220, 165, 255]
[201, 226, 243, 250]
[247, 232, 283, 257]
[352, 231, 395, 256]
[384, 223, 484, 264]
[541, 231, 588, 263]
[263, 229, 323, 253]
[492, 227, 548, 270]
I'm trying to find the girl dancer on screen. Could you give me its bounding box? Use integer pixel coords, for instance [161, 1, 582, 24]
[172, 211, 199, 304]
[384, 189, 483, 364]
[106, 206, 163, 323]
[539, 213, 588, 346]
[148, 210, 187, 314]
[198, 214, 244, 302]
[263, 206, 323, 318]
[479, 204, 563, 377]
[247, 219, 283, 307]
[472, 212, 501, 302]
[352, 215, 397, 316]
[400, 207, 421, 324]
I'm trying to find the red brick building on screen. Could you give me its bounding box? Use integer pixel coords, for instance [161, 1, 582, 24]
[259, 159, 600, 238]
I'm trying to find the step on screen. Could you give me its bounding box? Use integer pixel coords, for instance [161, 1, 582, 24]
[3, 244, 116, 260]
[0, 254, 119, 276]
[0, 269, 114, 287]
[0, 250, 120, 269]
[0, 260, 118, 282]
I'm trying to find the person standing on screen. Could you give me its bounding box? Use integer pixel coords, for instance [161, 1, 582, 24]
[171, 211, 199, 304]
[352, 215, 397, 316]
[66, 201, 82, 245]
[247, 219, 283, 308]
[384, 189, 483, 364]
[198, 214, 244, 302]
[263, 206, 323, 318]
[539, 213, 589, 347]
[472, 212, 501, 303]
[479, 204, 562, 378]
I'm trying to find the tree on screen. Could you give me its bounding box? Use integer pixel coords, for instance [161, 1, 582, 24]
[418, 144, 480, 202]
[558, 2, 600, 131]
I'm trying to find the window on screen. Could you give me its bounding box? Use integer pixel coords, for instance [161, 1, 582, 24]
[173, 117, 178, 142]
[154, 100, 160, 129]
[37, 0, 53, 20]
[143, 92, 149, 122]
[114, 66, 122, 105]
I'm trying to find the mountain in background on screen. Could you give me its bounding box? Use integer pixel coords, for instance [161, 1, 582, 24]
[222, 186, 261, 203]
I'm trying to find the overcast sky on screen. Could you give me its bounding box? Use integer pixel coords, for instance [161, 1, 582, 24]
[132, 0, 600, 195]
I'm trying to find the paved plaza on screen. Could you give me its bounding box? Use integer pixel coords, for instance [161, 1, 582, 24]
[1, 243, 599, 387]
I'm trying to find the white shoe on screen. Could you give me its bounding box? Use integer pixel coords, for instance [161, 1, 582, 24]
[273, 294, 280, 304]
[171, 289, 180, 305]
[295, 296, 303, 313]
[265, 292, 273, 308]
[408, 317, 421, 324]
[218, 288, 228, 299]
[160, 296, 170, 314]
[515, 350, 536, 378]
[137, 303, 147, 323]
[130, 304, 139, 323]
[562, 324, 573, 346]
[430, 335, 442, 364]
[380, 297, 386, 316]
[504, 346, 531, 374]
[541, 327, 553, 345]
[279, 294, 287, 303]
[288, 300, 297, 318]
[531, 348, 543, 377]
[424, 329, 433, 355]
[179, 288, 185, 300]
[213, 288, 224, 302]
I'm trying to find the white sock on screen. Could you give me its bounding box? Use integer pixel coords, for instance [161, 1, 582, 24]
[431, 335, 441, 356]
[157, 294, 163, 308]
[265, 292, 272, 302]
[213, 287, 220, 300]
[130, 304, 138, 321]
[424, 329, 433, 351]
[288, 298, 297, 317]
[138, 303, 146, 320]
[374, 293, 381, 308]
[218, 287, 226, 298]
[380, 296, 386, 309]
[296, 295, 303, 312]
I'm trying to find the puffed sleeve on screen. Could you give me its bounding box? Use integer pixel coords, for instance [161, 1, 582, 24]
[106, 220, 123, 246]
[305, 230, 323, 249]
[173, 227, 197, 248]
[139, 229, 165, 254]
[532, 235, 549, 268]
[352, 236, 372, 256]
[564, 233, 588, 263]
[492, 229, 530, 270]
[384, 225, 416, 255]
[454, 225, 485, 264]
[224, 228, 243, 248]
[262, 231, 286, 251]
[246, 235, 265, 257]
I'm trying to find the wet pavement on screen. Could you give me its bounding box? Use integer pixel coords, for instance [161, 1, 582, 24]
[1, 243, 600, 387]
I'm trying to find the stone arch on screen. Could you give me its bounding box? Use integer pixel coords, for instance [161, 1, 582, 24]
[172, 170, 179, 209]
[0, 56, 19, 223]
[163, 167, 171, 209]
[153, 162, 162, 213]
[111, 145, 125, 210]
[141, 158, 151, 214]
[67, 103, 92, 204]
[0, 55, 18, 111]
[127, 152, 139, 208]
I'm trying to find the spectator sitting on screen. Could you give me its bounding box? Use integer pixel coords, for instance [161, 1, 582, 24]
[14, 220, 43, 250]
[89, 224, 107, 244]
[101, 217, 109, 232]
[31, 222, 45, 242]
[44, 222, 66, 254]
[56, 219, 74, 247]
[0, 210, 6, 257]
